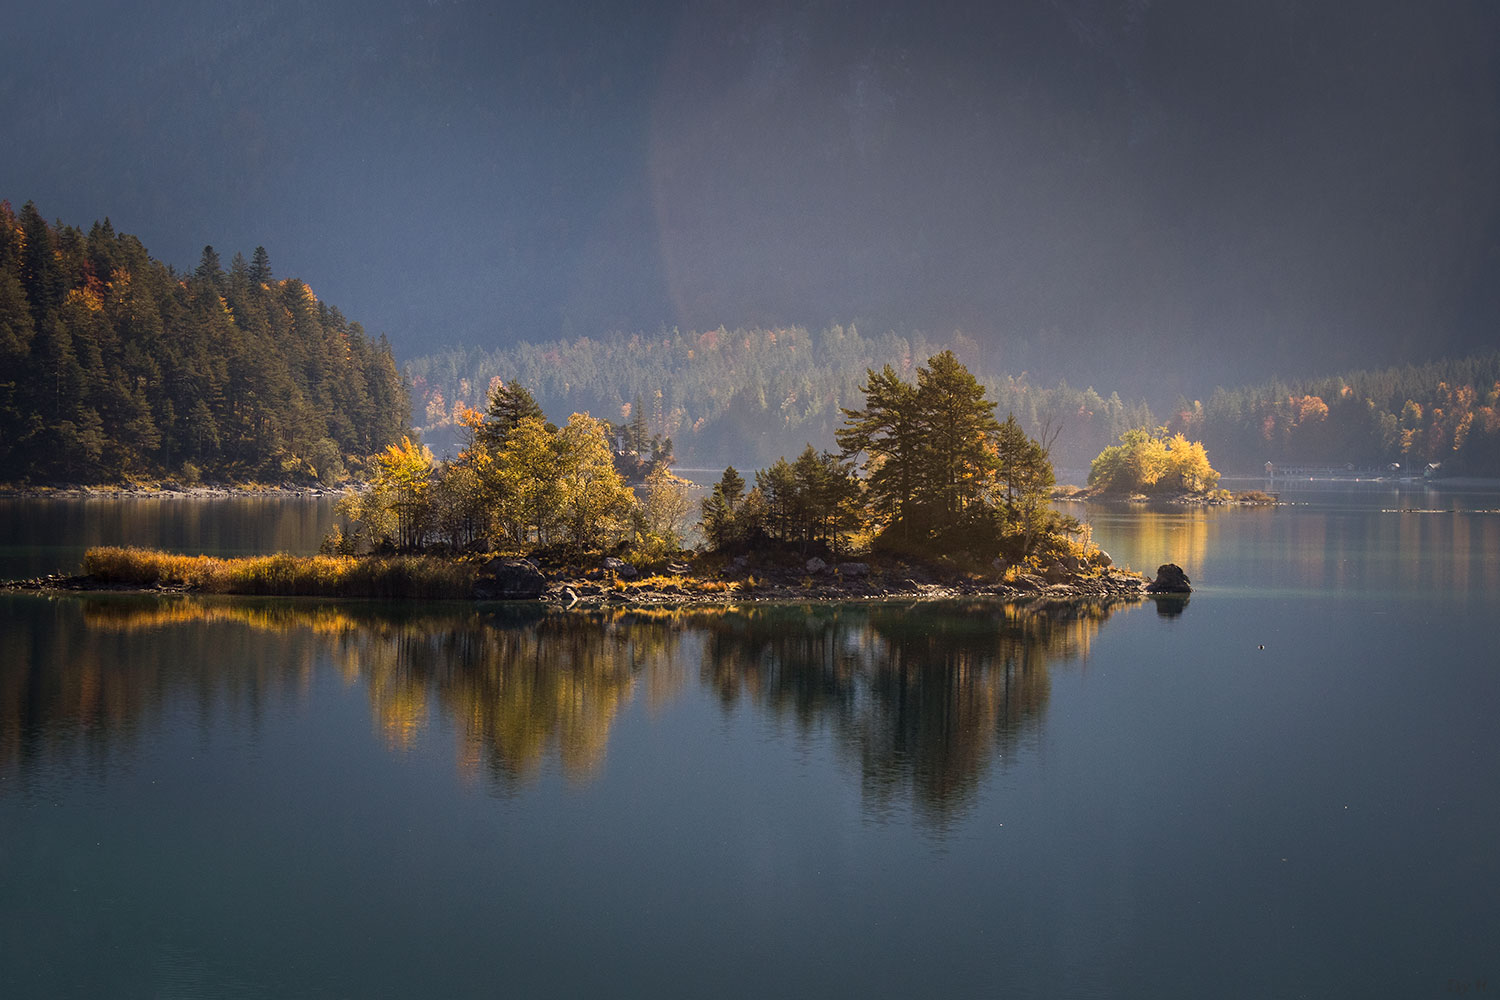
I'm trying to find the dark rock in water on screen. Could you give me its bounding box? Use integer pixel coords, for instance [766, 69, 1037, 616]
[1146, 563, 1192, 593]
[474, 557, 546, 600]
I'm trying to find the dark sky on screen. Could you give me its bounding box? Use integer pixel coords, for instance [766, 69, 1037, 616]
[6, 0, 1498, 397]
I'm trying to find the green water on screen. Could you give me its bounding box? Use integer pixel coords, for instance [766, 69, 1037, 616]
[2, 485, 1497, 997]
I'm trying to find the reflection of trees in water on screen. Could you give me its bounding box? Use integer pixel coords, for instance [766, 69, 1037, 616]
[343, 609, 674, 788]
[696, 601, 1122, 827]
[2, 596, 1127, 819]
[0, 596, 327, 790]
[1, 598, 693, 792]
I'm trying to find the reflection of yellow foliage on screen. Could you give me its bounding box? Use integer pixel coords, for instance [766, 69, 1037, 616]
[83, 597, 363, 635]
[370, 670, 429, 751]
[15, 595, 1130, 816]
[1090, 509, 1210, 577]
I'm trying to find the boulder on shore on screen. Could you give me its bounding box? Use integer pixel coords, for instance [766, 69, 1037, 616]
[602, 556, 638, 579]
[474, 557, 546, 600]
[1146, 563, 1192, 593]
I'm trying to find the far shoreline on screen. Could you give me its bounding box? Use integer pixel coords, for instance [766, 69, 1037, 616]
[0, 482, 350, 500]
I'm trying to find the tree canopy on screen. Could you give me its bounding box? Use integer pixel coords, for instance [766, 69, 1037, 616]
[1166, 352, 1500, 476]
[0, 201, 410, 484]
[702, 352, 1068, 563]
[337, 382, 677, 562]
[1088, 428, 1221, 494]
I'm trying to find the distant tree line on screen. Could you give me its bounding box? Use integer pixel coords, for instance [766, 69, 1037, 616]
[1167, 352, 1500, 475]
[405, 325, 1154, 472]
[0, 201, 409, 484]
[410, 324, 1500, 480]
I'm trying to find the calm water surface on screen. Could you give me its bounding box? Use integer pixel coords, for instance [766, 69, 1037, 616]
[2, 485, 1497, 998]
[0, 495, 340, 580]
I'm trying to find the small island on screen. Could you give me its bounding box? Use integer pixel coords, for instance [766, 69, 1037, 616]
[6, 353, 1159, 609]
[1060, 427, 1275, 505]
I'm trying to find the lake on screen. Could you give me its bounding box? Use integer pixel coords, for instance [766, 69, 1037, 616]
[2, 484, 1497, 998]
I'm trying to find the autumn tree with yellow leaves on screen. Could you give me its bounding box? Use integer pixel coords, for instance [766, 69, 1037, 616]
[1088, 428, 1220, 495]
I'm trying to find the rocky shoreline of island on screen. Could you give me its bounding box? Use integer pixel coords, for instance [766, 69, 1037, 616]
[2, 546, 1171, 612]
[1053, 485, 1279, 506]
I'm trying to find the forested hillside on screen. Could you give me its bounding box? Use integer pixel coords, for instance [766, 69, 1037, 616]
[1168, 353, 1500, 475]
[406, 325, 1155, 471]
[0, 201, 409, 484]
[410, 327, 1500, 479]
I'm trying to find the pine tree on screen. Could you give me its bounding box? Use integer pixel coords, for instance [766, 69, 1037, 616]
[195, 245, 223, 286]
[914, 350, 1001, 520]
[478, 381, 547, 451]
[699, 466, 748, 550]
[836, 364, 921, 535]
[249, 246, 272, 285]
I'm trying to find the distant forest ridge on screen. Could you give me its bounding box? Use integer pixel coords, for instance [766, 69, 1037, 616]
[406, 326, 1156, 472]
[408, 330, 1500, 478]
[1167, 351, 1500, 477]
[0, 201, 409, 484]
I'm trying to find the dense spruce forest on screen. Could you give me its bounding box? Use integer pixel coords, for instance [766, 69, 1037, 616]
[0, 201, 409, 485]
[406, 326, 1155, 472]
[1166, 352, 1500, 476]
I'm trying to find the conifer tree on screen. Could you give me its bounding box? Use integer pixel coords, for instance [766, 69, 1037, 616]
[478, 381, 547, 452]
[699, 466, 748, 549]
[195, 245, 223, 286]
[836, 364, 921, 534]
[249, 246, 272, 284]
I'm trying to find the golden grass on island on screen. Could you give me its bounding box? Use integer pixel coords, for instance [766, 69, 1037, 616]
[82, 546, 477, 599]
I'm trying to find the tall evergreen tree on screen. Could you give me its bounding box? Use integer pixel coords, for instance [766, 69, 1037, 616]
[249, 246, 272, 284]
[836, 364, 922, 536]
[913, 350, 1002, 521]
[478, 381, 547, 451]
[195, 245, 223, 287]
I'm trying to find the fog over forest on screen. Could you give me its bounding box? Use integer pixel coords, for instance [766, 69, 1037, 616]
[6, 0, 1498, 404]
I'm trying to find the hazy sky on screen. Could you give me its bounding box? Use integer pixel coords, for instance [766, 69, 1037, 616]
[6, 0, 1498, 396]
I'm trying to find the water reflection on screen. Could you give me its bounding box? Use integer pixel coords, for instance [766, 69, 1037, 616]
[0, 495, 339, 580]
[1149, 595, 1190, 618]
[695, 602, 1118, 826]
[0, 595, 1132, 823]
[1083, 493, 1500, 594]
